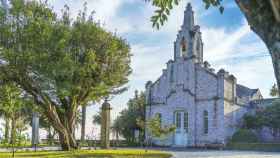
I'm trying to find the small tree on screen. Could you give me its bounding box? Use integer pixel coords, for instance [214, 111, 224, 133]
[270, 83, 279, 97]
[262, 100, 280, 137]
[242, 114, 264, 130]
[146, 115, 175, 146]
[112, 91, 146, 143]
[92, 111, 102, 125]
[0, 83, 32, 145]
[242, 100, 280, 138]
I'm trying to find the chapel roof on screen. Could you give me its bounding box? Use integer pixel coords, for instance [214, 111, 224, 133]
[236, 84, 258, 98]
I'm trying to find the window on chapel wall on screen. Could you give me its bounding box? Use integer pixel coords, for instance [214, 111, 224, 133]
[203, 110, 208, 134]
[175, 112, 181, 128]
[184, 112, 188, 132]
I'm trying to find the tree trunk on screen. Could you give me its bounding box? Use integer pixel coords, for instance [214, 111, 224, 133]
[10, 117, 16, 145]
[81, 106, 86, 143]
[58, 129, 77, 150]
[44, 103, 78, 150]
[235, 0, 280, 93]
[270, 42, 280, 92]
[4, 117, 10, 143]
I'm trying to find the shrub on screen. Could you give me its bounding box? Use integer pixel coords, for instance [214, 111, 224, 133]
[230, 129, 259, 143]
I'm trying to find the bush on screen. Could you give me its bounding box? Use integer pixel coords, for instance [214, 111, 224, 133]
[227, 143, 280, 152]
[230, 129, 259, 143]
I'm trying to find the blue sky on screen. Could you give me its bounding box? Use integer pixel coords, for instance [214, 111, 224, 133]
[1, 0, 275, 138]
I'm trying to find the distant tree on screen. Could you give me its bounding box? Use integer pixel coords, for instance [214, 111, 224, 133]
[146, 114, 175, 144]
[92, 111, 102, 125]
[243, 100, 280, 137]
[270, 83, 279, 97]
[242, 114, 264, 130]
[38, 115, 57, 145]
[0, 83, 32, 145]
[111, 116, 122, 143]
[262, 100, 280, 137]
[145, 0, 280, 98]
[0, 0, 131, 150]
[112, 91, 146, 143]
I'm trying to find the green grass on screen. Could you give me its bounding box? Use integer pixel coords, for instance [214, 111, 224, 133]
[0, 143, 52, 148]
[0, 149, 172, 158]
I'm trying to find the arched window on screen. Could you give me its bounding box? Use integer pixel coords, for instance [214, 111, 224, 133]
[175, 112, 181, 128]
[203, 110, 208, 134]
[184, 112, 188, 132]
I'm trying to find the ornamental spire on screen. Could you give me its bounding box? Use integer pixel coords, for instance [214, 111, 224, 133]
[182, 3, 194, 29]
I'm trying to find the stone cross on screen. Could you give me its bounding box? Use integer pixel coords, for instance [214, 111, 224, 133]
[100, 99, 111, 149]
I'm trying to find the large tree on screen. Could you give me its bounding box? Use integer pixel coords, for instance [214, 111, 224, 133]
[0, 0, 131, 150]
[147, 0, 280, 94]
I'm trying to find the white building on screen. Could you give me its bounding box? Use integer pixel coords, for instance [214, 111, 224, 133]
[145, 3, 272, 147]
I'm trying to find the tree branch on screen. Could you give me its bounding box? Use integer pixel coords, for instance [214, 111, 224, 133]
[270, 0, 280, 22]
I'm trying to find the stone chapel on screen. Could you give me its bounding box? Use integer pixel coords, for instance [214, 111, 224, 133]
[145, 3, 275, 147]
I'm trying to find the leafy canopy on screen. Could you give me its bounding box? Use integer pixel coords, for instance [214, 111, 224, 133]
[0, 0, 131, 112]
[243, 100, 280, 131]
[145, 0, 223, 29]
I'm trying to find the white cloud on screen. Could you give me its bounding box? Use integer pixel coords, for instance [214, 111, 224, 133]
[202, 20, 251, 61]
[199, 19, 274, 97]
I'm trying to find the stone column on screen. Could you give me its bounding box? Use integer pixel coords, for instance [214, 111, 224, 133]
[32, 112, 40, 147]
[100, 99, 111, 149]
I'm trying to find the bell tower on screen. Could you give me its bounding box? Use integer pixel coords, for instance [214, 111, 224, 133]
[174, 3, 203, 63]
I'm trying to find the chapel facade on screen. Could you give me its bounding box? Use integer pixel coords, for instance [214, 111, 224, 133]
[145, 3, 272, 147]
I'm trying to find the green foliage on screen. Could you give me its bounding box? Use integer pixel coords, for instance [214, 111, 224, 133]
[230, 129, 259, 143]
[112, 91, 146, 143]
[92, 111, 101, 125]
[243, 100, 280, 132]
[227, 143, 280, 152]
[262, 100, 280, 130]
[146, 115, 175, 140]
[0, 0, 131, 149]
[242, 114, 264, 130]
[270, 83, 279, 97]
[0, 82, 33, 144]
[144, 0, 223, 29]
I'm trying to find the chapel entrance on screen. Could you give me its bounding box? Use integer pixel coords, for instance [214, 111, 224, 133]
[174, 111, 188, 146]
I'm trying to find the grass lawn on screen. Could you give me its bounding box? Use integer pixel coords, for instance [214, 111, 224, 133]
[0, 149, 172, 158]
[0, 143, 52, 148]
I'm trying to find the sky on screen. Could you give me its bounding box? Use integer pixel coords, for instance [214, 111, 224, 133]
[0, 0, 276, 139]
